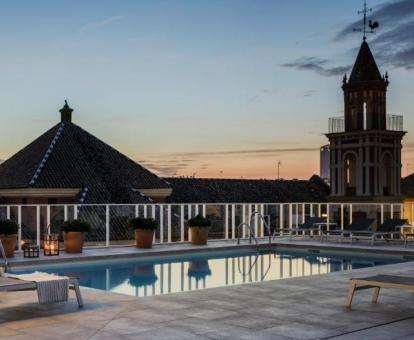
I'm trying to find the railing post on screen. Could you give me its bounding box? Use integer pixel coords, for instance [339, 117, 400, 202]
[231, 204, 236, 239]
[380, 204, 384, 224]
[326, 204, 330, 230]
[135, 204, 139, 217]
[288, 204, 292, 229]
[188, 204, 192, 219]
[390, 204, 394, 219]
[302, 203, 305, 224]
[202, 204, 206, 217]
[260, 204, 264, 237]
[36, 205, 41, 246]
[6, 205, 10, 220]
[340, 204, 344, 230]
[167, 205, 172, 243]
[160, 204, 164, 243]
[105, 204, 110, 247]
[400, 203, 404, 219]
[225, 205, 229, 239]
[350, 204, 353, 224]
[144, 205, 148, 218]
[17, 205, 22, 251]
[195, 204, 199, 216]
[318, 204, 321, 217]
[74, 205, 78, 219]
[46, 205, 51, 228]
[242, 204, 246, 238]
[64, 205, 68, 221]
[254, 204, 258, 237]
[180, 205, 185, 242]
[280, 204, 284, 229]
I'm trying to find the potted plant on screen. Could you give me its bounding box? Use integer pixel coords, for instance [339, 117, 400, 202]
[129, 217, 158, 248]
[61, 219, 91, 253]
[188, 214, 211, 245]
[0, 219, 19, 257]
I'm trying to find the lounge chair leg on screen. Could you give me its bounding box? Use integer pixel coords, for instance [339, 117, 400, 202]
[372, 287, 380, 303]
[73, 281, 84, 308]
[346, 282, 357, 308]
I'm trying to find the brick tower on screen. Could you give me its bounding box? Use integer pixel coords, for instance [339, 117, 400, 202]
[326, 38, 406, 202]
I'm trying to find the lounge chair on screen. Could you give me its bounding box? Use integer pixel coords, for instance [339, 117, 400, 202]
[323, 218, 375, 242]
[346, 275, 414, 308]
[276, 217, 328, 239]
[0, 276, 83, 307]
[349, 218, 408, 245]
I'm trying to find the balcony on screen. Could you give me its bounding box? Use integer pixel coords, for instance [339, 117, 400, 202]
[328, 114, 404, 133]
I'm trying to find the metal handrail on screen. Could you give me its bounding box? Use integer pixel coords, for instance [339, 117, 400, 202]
[0, 240, 8, 272]
[237, 222, 258, 247]
[249, 211, 273, 245]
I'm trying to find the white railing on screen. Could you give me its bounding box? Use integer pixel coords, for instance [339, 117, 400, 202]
[0, 202, 410, 249]
[328, 114, 404, 133]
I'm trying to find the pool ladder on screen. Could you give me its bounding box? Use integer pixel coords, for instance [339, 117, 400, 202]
[237, 211, 273, 250]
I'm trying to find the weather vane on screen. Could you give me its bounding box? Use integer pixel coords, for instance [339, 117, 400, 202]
[353, 0, 379, 40]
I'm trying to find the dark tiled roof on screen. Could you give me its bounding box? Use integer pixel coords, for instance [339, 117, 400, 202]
[164, 175, 329, 203]
[0, 122, 170, 203]
[349, 40, 382, 84]
[402, 174, 414, 197]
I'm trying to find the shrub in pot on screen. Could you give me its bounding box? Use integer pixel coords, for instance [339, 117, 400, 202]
[129, 218, 158, 249]
[0, 219, 19, 257]
[188, 215, 211, 245]
[61, 219, 91, 253]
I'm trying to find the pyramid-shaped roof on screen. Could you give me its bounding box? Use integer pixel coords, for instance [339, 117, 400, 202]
[349, 40, 382, 83]
[0, 120, 170, 203]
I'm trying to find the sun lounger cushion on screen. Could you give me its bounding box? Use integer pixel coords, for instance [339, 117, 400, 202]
[7, 272, 69, 304]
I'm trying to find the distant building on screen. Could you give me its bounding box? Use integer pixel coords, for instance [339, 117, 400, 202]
[326, 38, 405, 203]
[0, 103, 330, 206]
[164, 175, 329, 203]
[319, 145, 330, 183]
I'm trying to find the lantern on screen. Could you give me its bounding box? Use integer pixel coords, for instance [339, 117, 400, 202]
[23, 243, 40, 258]
[44, 234, 59, 256]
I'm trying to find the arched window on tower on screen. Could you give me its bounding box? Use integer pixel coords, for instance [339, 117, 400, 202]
[344, 153, 357, 196]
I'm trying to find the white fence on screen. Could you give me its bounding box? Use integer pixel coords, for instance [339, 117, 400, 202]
[0, 202, 409, 249]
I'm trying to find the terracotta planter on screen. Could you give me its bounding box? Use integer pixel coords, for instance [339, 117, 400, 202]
[135, 229, 154, 248]
[189, 227, 209, 245]
[0, 234, 17, 257]
[63, 231, 85, 253]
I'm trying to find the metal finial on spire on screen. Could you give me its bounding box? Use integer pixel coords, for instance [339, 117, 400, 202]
[353, 0, 379, 40]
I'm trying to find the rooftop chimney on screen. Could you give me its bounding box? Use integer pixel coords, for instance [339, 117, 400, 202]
[60, 100, 73, 123]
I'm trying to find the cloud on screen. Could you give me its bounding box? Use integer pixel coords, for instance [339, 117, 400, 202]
[336, 0, 414, 41]
[281, 57, 350, 77]
[167, 147, 319, 158]
[81, 16, 124, 32]
[335, 0, 414, 70]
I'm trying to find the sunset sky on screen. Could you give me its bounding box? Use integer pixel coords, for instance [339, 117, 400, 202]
[0, 0, 413, 179]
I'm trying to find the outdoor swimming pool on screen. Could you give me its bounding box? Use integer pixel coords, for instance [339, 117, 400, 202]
[10, 249, 409, 297]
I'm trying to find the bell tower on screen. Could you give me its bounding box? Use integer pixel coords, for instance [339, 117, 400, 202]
[326, 3, 406, 202]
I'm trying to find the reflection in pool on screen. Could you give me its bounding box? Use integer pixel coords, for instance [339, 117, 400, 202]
[10, 249, 407, 297]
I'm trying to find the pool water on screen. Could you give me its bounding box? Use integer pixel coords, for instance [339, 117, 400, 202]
[10, 249, 407, 297]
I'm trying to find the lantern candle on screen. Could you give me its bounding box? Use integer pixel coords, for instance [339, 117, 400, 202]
[44, 234, 59, 256]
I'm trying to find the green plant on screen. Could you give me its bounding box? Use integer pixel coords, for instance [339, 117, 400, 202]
[61, 219, 91, 233]
[128, 217, 158, 230]
[0, 219, 19, 235]
[188, 214, 211, 228]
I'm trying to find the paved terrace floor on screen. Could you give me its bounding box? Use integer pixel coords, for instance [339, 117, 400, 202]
[0, 240, 414, 339]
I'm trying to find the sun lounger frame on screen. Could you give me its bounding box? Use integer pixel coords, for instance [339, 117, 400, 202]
[346, 275, 414, 308]
[0, 276, 83, 307]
